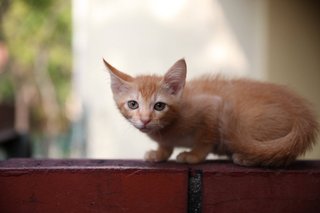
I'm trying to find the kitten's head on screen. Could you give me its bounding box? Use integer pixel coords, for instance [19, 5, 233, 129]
[104, 58, 186, 133]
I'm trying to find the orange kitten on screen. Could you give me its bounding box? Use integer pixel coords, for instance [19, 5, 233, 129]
[103, 58, 319, 167]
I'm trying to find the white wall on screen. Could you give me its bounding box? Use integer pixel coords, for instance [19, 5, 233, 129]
[72, 0, 267, 158]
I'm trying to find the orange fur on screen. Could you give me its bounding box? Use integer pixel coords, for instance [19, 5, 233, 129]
[104, 58, 319, 167]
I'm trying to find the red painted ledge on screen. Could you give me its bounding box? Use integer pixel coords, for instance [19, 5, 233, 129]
[0, 159, 320, 213]
[196, 161, 320, 213]
[0, 159, 188, 213]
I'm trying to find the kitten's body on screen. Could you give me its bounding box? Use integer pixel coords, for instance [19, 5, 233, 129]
[104, 58, 319, 167]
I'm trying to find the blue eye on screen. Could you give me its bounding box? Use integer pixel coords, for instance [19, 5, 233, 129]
[127, 100, 139, 109]
[154, 102, 166, 111]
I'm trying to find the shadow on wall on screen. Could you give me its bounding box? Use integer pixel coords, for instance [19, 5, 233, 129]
[267, 0, 320, 159]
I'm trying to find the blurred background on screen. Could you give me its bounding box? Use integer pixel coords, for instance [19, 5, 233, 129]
[0, 0, 319, 160]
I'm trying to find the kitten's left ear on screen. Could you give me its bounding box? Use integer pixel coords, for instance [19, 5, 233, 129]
[162, 58, 187, 96]
[103, 58, 133, 94]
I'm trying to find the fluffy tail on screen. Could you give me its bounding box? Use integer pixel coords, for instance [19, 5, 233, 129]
[222, 104, 319, 167]
[241, 120, 317, 166]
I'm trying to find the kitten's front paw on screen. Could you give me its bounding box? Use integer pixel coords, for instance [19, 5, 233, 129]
[144, 150, 169, 162]
[232, 154, 256, 167]
[176, 152, 204, 164]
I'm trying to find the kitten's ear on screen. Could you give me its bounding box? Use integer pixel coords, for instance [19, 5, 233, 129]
[162, 58, 187, 96]
[103, 58, 133, 94]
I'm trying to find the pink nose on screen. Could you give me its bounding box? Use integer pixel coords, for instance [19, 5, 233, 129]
[141, 119, 151, 125]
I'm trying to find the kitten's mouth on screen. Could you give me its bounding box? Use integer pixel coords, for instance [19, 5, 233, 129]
[134, 123, 160, 133]
[139, 127, 151, 133]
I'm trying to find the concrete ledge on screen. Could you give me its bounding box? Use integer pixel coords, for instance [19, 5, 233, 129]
[0, 160, 320, 213]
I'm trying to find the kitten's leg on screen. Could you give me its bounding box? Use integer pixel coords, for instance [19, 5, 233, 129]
[176, 143, 213, 164]
[144, 145, 173, 162]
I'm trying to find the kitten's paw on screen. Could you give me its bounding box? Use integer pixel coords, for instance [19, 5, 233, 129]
[232, 154, 256, 167]
[144, 150, 169, 162]
[176, 152, 203, 164]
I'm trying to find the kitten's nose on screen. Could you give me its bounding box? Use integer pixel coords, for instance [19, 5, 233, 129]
[141, 119, 151, 125]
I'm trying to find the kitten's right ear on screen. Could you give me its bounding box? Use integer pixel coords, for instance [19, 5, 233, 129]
[162, 58, 187, 96]
[103, 58, 133, 94]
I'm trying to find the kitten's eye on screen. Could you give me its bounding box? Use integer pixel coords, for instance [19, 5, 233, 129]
[154, 102, 166, 111]
[127, 100, 139, 109]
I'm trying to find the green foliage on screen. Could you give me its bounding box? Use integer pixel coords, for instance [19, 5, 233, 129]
[0, 73, 14, 103]
[4, 0, 71, 69]
[24, 0, 53, 11]
[1, 0, 71, 132]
